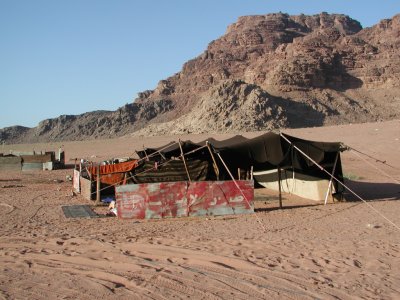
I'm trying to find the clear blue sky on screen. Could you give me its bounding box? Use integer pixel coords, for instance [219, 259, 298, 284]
[1, 0, 399, 129]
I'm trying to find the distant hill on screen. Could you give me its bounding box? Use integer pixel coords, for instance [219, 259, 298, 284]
[2, 12, 400, 144]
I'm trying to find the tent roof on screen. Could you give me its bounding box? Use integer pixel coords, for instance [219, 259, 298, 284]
[137, 131, 344, 170]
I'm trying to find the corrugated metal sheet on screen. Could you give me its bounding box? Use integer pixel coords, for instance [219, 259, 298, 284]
[115, 180, 254, 220]
[22, 162, 43, 171]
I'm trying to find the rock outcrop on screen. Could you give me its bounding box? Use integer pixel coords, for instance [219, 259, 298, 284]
[2, 12, 400, 144]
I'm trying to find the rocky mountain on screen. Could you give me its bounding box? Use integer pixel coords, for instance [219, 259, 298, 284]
[2, 12, 400, 144]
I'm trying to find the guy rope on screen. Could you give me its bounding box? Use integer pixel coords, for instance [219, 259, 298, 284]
[280, 133, 400, 232]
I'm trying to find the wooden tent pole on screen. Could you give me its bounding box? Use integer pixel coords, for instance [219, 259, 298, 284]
[143, 145, 149, 161]
[206, 142, 220, 180]
[179, 139, 192, 182]
[95, 164, 101, 205]
[215, 152, 268, 232]
[123, 172, 127, 185]
[278, 166, 283, 209]
[87, 164, 92, 181]
[324, 152, 339, 205]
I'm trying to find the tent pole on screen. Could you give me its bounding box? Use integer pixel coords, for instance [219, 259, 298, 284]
[278, 166, 283, 209]
[85, 166, 91, 181]
[95, 164, 101, 205]
[215, 152, 267, 232]
[179, 139, 192, 182]
[123, 172, 127, 185]
[206, 142, 220, 180]
[143, 145, 149, 161]
[324, 152, 339, 205]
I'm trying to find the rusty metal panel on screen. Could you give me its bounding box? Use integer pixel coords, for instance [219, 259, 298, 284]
[115, 180, 254, 220]
[115, 184, 147, 219]
[188, 180, 254, 217]
[116, 182, 188, 219]
[159, 182, 188, 219]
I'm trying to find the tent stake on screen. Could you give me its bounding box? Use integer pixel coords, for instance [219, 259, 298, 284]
[179, 139, 192, 182]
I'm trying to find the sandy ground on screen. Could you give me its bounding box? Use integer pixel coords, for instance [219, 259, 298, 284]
[0, 120, 399, 299]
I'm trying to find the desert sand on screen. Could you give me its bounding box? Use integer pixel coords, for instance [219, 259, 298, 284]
[0, 120, 399, 299]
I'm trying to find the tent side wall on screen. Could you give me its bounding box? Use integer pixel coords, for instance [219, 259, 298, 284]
[253, 168, 338, 201]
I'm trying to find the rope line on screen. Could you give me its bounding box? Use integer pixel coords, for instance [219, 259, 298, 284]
[346, 145, 399, 170]
[349, 149, 400, 185]
[216, 152, 268, 233]
[280, 134, 400, 232]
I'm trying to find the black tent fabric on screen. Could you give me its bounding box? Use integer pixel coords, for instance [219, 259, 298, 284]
[131, 159, 211, 183]
[135, 132, 345, 194]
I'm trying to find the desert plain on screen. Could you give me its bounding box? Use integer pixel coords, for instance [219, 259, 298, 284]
[0, 120, 399, 299]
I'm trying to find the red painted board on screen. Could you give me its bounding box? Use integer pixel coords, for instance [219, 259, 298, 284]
[115, 180, 254, 220]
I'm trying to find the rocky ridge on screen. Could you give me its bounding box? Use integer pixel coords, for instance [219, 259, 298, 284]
[1, 12, 400, 144]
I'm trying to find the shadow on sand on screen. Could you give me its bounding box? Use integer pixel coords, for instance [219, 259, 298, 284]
[255, 203, 320, 213]
[64, 164, 76, 170]
[254, 179, 399, 213]
[343, 179, 400, 201]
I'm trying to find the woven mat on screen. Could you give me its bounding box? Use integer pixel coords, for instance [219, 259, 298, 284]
[62, 205, 99, 219]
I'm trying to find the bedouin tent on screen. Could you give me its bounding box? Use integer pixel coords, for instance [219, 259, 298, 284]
[135, 132, 345, 201]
